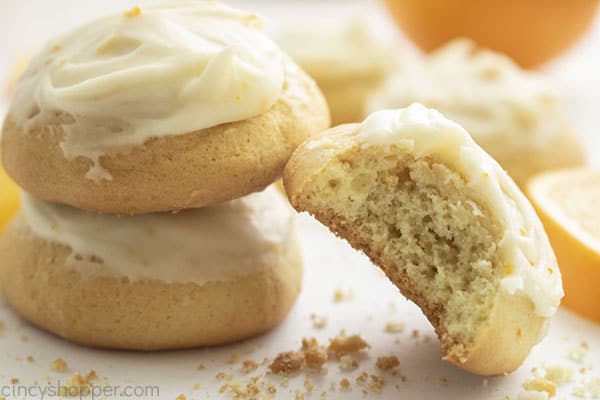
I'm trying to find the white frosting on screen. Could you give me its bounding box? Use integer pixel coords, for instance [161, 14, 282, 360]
[276, 17, 399, 82]
[367, 39, 566, 145]
[356, 104, 563, 318]
[21, 187, 296, 285]
[10, 1, 285, 180]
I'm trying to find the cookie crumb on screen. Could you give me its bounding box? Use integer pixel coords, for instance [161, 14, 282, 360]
[384, 322, 405, 334]
[304, 379, 314, 393]
[332, 289, 354, 303]
[328, 334, 369, 357]
[523, 378, 556, 398]
[302, 338, 328, 370]
[295, 391, 305, 400]
[376, 356, 400, 371]
[241, 360, 259, 374]
[269, 351, 305, 374]
[310, 314, 328, 330]
[27, 355, 34, 362]
[544, 366, 573, 384]
[0, 320, 5, 333]
[340, 378, 351, 390]
[51, 358, 69, 373]
[215, 372, 233, 381]
[227, 354, 240, 364]
[338, 355, 359, 371]
[176, 395, 186, 400]
[196, 363, 205, 371]
[60, 371, 97, 397]
[193, 384, 201, 390]
[10, 378, 19, 384]
[517, 390, 549, 400]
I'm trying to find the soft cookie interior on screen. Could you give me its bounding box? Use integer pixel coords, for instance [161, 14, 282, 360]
[291, 145, 503, 360]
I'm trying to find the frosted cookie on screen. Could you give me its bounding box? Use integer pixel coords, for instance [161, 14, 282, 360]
[367, 39, 584, 187]
[284, 104, 562, 375]
[0, 187, 302, 350]
[277, 17, 399, 126]
[1, 2, 329, 214]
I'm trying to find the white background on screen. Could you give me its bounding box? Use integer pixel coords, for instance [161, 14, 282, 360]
[0, 1, 599, 399]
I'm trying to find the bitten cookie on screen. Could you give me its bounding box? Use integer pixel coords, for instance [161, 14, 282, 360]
[0, 187, 302, 350]
[284, 104, 562, 375]
[367, 39, 585, 187]
[1, 2, 329, 214]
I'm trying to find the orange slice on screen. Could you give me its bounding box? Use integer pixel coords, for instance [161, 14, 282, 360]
[0, 161, 20, 231]
[527, 168, 600, 322]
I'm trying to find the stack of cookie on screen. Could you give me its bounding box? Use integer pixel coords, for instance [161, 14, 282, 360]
[0, 2, 329, 350]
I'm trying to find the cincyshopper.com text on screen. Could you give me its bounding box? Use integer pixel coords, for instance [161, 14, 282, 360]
[1, 382, 160, 399]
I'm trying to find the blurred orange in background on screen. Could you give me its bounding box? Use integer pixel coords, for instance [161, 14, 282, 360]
[383, 0, 600, 68]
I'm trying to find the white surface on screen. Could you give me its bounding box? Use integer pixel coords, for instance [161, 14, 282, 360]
[1, 215, 600, 400]
[1, 1, 600, 399]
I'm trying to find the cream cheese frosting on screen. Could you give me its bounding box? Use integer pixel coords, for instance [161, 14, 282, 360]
[276, 17, 398, 82]
[21, 187, 296, 285]
[10, 1, 285, 180]
[367, 39, 567, 144]
[355, 103, 563, 318]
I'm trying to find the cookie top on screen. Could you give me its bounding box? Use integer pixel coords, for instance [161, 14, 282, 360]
[10, 2, 285, 180]
[276, 17, 398, 83]
[367, 39, 566, 141]
[305, 103, 563, 317]
[21, 186, 295, 285]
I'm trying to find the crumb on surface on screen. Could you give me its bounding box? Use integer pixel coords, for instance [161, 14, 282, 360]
[27, 355, 34, 362]
[376, 356, 400, 371]
[302, 338, 328, 370]
[59, 371, 97, 397]
[10, 378, 19, 384]
[196, 363, 205, 371]
[523, 378, 556, 398]
[517, 390, 550, 400]
[269, 351, 305, 374]
[176, 395, 186, 400]
[310, 314, 328, 330]
[304, 379, 314, 393]
[241, 360, 259, 374]
[340, 378, 351, 390]
[338, 355, 359, 371]
[52, 358, 69, 373]
[0, 320, 4, 333]
[544, 366, 573, 384]
[328, 334, 370, 358]
[384, 322, 405, 334]
[332, 289, 354, 303]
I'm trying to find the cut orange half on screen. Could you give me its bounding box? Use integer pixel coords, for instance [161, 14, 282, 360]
[527, 168, 600, 323]
[0, 161, 20, 231]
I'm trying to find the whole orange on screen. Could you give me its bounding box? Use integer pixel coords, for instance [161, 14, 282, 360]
[383, 0, 600, 68]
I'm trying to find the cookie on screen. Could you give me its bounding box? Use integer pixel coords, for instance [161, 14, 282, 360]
[367, 39, 584, 187]
[277, 17, 398, 125]
[284, 104, 562, 375]
[0, 187, 302, 350]
[1, 2, 329, 214]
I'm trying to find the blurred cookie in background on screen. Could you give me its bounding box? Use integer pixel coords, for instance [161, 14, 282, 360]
[383, 0, 600, 68]
[367, 39, 586, 187]
[277, 17, 408, 126]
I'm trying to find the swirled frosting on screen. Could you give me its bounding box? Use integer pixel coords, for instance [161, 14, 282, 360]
[356, 104, 563, 318]
[10, 2, 285, 180]
[21, 187, 296, 285]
